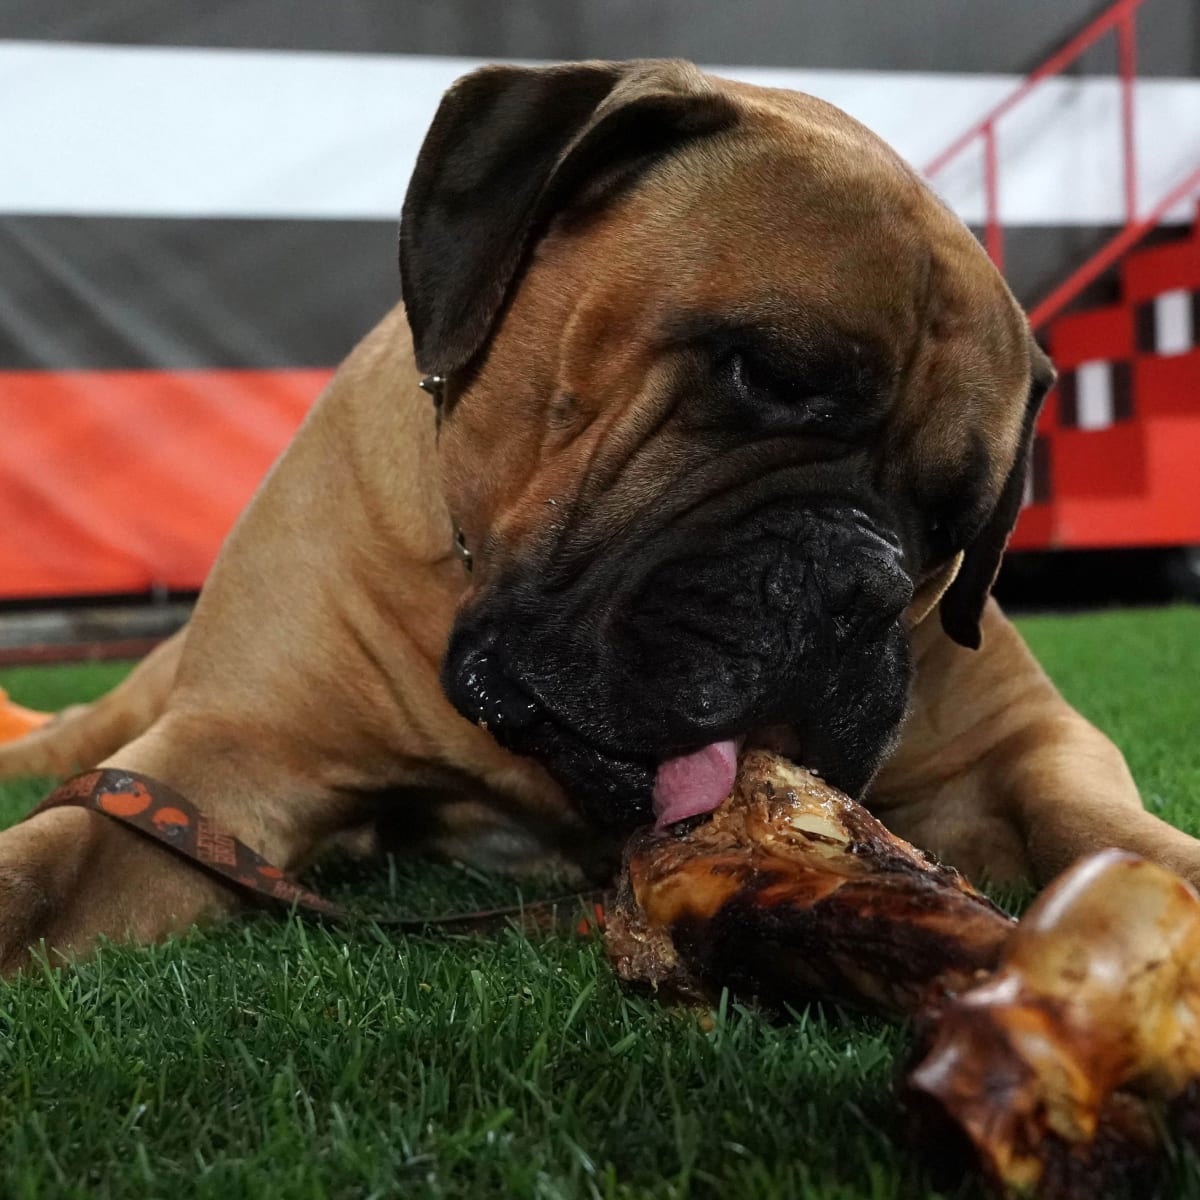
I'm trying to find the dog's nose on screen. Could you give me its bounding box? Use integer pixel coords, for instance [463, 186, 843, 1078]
[823, 532, 912, 635]
[825, 569, 910, 623]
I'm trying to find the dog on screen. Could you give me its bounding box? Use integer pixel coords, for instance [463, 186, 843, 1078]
[1, 59, 1195, 973]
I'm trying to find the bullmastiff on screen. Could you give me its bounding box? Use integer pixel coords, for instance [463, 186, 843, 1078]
[1, 59, 1195, 972]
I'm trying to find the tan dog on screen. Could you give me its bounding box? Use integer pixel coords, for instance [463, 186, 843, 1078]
[1, 60, 1195, 973]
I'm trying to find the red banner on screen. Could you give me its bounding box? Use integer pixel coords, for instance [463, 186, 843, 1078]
[0, 370, 327, 598]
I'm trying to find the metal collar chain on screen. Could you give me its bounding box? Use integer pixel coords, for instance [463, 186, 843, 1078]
[420, 375, 473, 572]
[418, 373, 447, 423]
[452, 524, 473, 570]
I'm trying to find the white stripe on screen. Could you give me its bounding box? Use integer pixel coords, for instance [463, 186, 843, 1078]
[1, 42, 1198, 224]
[1075, 361, 1114, 430]
[1154, 289, 1194, 355]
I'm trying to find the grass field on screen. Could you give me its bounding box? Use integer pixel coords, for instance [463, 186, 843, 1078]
[1, 607, 1198, 1199]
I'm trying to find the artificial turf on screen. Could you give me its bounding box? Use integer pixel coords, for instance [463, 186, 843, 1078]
[1, 606, 1198, 1199]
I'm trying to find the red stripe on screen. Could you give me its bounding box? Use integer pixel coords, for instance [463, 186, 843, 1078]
[0, 369, 330, 599]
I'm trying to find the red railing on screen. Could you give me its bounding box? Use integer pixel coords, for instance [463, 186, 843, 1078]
[922, 0, 1200, 331]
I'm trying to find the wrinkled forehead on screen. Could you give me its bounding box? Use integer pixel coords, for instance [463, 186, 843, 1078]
[590, 141, 929, 344]
[553, 94, 1023, 367]
[532, 91, 1034, 481]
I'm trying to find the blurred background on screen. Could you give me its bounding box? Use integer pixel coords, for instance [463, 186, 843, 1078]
[1, 0, 1198, 662]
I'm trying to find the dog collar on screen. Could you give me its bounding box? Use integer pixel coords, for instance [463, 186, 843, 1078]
[418, 371, 448, 419]
[420, 374, 473, 572]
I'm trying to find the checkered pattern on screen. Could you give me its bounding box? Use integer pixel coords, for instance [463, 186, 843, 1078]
[1056, 360, 1134, 430]
[1136, 288, 1200, 357]
[1013, 214, 1200, 545]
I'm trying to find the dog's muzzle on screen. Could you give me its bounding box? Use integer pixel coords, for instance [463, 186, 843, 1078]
[442, 502, 915, 830]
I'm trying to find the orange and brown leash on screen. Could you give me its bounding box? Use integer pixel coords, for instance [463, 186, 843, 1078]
[33, 769, 607, 937]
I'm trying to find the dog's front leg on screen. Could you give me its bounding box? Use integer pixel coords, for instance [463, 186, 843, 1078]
[0, 801, 242, 973]
[0, 709, 364, 975]
[988, 707, 1200, 886]
[875, 599, 1200, 889]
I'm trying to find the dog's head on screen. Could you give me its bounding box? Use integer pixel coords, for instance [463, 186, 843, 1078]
[400, 60, 1053, 830]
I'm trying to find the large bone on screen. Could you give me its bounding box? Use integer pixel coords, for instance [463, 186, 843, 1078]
[907, 848, 1200, 1195]
[606, 749, 1015, 1016]
[606, 750, 1200, 1197]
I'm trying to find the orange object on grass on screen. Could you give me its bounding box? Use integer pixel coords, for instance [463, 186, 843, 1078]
[0, 688, 52, 743]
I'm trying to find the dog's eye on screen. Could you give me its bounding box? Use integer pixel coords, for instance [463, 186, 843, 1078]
[704, 336, 881, 441]
[726, 350, 821, 409]
[722, 350, 840, 430]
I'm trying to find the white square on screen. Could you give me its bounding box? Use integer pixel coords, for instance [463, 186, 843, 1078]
[1075, 361, 1113, 430]
[1155, 289, 1193, 356]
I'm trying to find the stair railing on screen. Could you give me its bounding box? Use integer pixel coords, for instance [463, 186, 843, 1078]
[921, 0, 1200, 331]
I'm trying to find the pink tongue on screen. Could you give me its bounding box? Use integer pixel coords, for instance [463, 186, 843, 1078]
[652, 740, 739, 829]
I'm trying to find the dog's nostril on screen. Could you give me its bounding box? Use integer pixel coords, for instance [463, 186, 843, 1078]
[825, 571, 881, 620]
[457, 650, 545, 734]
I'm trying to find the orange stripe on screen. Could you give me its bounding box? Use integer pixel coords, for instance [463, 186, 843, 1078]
[0, 369, 331, 598]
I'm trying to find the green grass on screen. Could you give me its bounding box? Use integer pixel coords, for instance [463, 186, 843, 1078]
[1, 607, 1199, 1199]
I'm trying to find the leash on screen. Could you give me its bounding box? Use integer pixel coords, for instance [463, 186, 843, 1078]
[32, 769, 607, 937]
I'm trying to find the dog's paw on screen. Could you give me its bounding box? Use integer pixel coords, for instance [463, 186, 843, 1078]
[0, 807, 89, 972]
[0, 863, 59, 973]
[0, 806, 239, 974]
[0, 723, 86, 781]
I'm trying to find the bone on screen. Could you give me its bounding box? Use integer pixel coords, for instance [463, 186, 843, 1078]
[606, 749, 1015, 1016]
[606, 750, 1200, 1197]
[907, 848, 1200, 1196]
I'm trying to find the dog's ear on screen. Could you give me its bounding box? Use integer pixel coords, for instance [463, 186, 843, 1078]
[400, 59, 736, 377]
[939, 340, 1055, 650]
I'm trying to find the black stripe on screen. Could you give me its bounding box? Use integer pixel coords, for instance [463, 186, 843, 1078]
[1111, 360, 1133, 421]
[1057, 370, 1079, 428]
[0, 217, 400, 370]
[1134, 300, 1157, 354]
[6, 217, 1176, 371]
[1031, 434, 1053, 504]
[3, 0, 1198, 77]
